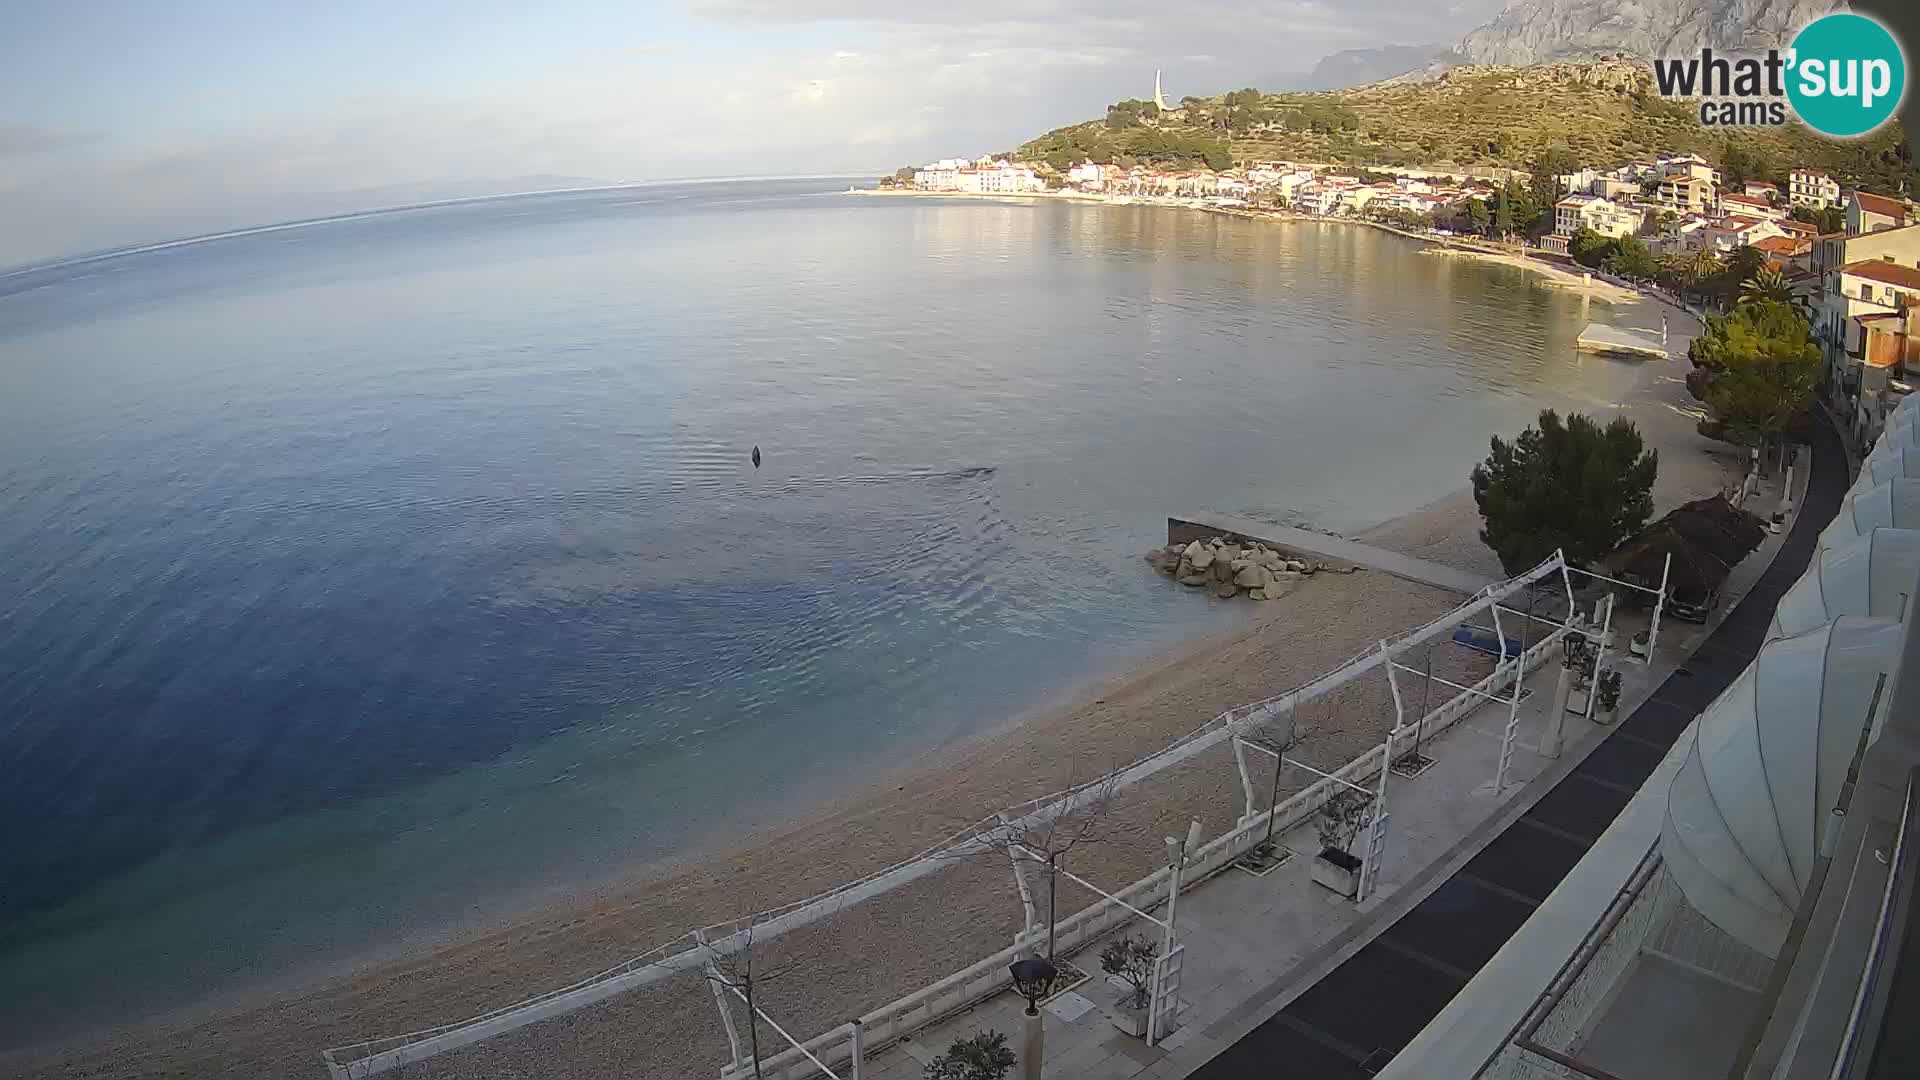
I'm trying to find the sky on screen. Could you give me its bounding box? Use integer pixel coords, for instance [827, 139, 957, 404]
[0, 0, 1502, 264]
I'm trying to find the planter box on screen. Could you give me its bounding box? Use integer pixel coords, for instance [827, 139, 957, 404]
[1311, 848, 1361, 899]
[1105, 996, 1150, 1038]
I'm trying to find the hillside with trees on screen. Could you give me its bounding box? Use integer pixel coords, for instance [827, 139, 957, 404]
[1016, 61, 1917, 195]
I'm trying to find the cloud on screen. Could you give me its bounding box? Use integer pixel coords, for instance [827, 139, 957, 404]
[0, 0, 1511, 262]
[0, 122, 98, 157]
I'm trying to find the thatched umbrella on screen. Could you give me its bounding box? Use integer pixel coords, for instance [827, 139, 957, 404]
[1609, 496, 1767, 610]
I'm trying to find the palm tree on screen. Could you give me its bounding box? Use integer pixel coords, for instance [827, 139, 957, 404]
[1740, 267, 1791, 306]
[1680, 248, 1724, 307]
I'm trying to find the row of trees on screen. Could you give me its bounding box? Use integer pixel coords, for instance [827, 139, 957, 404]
[1566, 228, 1660, 279]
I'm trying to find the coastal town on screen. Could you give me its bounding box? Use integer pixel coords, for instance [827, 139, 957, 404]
[881, 147, 1919, 451]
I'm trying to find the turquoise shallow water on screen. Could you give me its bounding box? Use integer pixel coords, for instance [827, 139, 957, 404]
[0, 179, 1658, 1043]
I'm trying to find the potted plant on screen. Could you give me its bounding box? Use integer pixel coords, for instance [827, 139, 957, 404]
[1562, 636, 1597, 714]
[924, 1030, 1016, 1080]
[1310, 789, 1373, 899]
[1594, 669, 1623, 725]
[1098, 935, 1160, 1037]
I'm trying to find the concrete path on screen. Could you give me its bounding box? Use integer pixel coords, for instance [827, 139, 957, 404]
[1576, 322, 1671, 359]
[1187, 412, 1846, 1080]
[1168, 512, 1496, 597]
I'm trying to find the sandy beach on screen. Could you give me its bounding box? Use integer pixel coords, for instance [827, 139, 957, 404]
[3, 245, 1744, 1080]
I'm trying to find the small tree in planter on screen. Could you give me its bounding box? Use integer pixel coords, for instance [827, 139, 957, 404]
[925, 1030, 1016, 1080]
[1098, 935, 1160, 1037]
[1594, 669, 1623, 725]
[1311, 789, 1373, 899]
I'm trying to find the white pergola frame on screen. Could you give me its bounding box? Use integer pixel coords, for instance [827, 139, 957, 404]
[1380, 563, 1580, 795]
[1004, 824, 1200, 1047]
[1232, 737, 1389, 899]
[322, 553, 1577, 1080]
[1564, 554, 1672, 664]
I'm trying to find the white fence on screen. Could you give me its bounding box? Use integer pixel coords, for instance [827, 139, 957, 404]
[323, 554, 1571, 1079]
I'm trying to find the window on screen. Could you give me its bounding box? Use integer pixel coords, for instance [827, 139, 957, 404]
[1861, 283, 1873, 300]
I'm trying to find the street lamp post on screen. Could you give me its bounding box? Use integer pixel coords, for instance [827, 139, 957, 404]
[1008, 955, 1058, 1080]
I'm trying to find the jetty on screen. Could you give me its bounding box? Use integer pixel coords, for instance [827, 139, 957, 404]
[1575, 322, 1669, 359]
[1167, 512, 1496, 595]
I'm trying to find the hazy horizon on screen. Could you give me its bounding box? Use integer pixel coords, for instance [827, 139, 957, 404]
[1, 0, 1496, 264]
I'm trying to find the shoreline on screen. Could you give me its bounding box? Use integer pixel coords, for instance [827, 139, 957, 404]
[852, 186, 1639, 303]
[6, 227, 1730, 1080]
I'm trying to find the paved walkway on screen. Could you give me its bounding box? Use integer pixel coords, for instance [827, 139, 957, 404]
[853, 449, 1827, 1080]
[1167, 513, 1495, 596]
[1187, 413, 1845, 1080]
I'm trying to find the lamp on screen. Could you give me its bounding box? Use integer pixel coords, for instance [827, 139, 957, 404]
[1561, 630, 1590, 669]
[1008, 955, 1058, 1013]
[1009, 955, 1058, 1080]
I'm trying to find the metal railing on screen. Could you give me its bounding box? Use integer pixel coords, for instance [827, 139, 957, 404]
[323, 553, 1573, 1077]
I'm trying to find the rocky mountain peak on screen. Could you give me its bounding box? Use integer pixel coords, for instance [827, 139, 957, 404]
[1454, 0, 1849, 67]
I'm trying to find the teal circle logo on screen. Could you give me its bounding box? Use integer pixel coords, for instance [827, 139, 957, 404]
[1787, 13, 1906, 138]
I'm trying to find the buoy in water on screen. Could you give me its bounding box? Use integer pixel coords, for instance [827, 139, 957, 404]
[751, 446, 762, 468]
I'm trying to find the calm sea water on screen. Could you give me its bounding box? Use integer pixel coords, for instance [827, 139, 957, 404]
[0, 178, 1658, 1043]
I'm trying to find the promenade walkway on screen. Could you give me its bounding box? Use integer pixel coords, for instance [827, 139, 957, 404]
[1188, 414, 1844, 1079]
[852, 430, 1833, 1080]
[1168, 513, 1495, 596]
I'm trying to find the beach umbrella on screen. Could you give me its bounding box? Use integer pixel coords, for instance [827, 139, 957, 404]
[1662, 616, 1903, 957]
[1608, 497, 1766, 604]
[1817, 478, 1920, 553]
[1769, 528, 1920, 639]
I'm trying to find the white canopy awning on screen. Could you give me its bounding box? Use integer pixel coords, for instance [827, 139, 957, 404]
[1662, 617, 1902, 957]
[1770, 529, 1920, 639]
[1861, 443, 1920, 487]
[1817, 478, 1920, 553]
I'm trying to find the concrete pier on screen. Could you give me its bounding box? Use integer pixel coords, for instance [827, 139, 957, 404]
[1167, 512, 1495, 596]
[1575, 323, 1669, 359]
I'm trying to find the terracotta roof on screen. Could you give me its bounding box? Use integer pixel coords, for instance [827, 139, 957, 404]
[1753, 236, 1807, 255]
[1780, 220, 1819, 236]
[1795, 168, 1831, 177]
[1839, 259, 1920, 291]
[1854, 191, 1910, 219]
[1718, 215, 1764, 230]
[1723, 193, 1771, 207]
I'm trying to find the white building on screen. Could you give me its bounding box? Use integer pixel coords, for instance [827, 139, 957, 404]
[1554, 194, 1643, 239]
[1066, 160, 1106, 190]
[1703, 215, 1788, 253]
[1791, 167, 1842, 209]
[1719, 192, 1788, 221]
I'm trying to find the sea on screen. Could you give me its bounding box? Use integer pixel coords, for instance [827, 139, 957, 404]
[0, 177, 1661, 1046]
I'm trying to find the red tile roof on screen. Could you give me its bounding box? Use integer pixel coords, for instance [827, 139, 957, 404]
[1753, 236, 1807, 255]
[1839, 259, 1920, 291]
[1854, 191, 1910, 219]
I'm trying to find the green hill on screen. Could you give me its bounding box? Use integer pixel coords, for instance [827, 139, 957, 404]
[1016, 61, 1916, 193]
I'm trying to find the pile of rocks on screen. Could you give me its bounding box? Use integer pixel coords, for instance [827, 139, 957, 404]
[1143, 538, 1324, 600]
